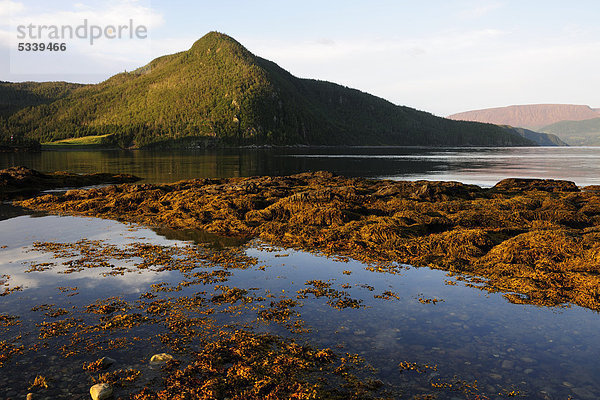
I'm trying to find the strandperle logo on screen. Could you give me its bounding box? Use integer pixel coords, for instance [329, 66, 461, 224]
[16, 19, 148, 45]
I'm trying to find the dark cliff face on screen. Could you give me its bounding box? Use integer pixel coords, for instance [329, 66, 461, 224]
[2, 32, 534, 148]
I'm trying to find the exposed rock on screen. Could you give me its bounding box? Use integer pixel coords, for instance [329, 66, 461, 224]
[0, 166, 140, 198]
[99, 356, 116, 368]
[90, 383, 112, 400]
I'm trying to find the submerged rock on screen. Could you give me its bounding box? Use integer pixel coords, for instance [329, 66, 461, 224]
[149, 353, 174, 366]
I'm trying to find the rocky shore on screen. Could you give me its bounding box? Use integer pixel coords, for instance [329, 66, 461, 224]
[17, 171, 600, 312]
[0, 166, 140, 199]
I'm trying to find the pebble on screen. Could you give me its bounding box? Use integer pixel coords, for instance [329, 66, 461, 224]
[501, 360, 514, 369]
[90, 383, 112, 400]
[149, 353, 174, 366]
[524, 368, 534, 374]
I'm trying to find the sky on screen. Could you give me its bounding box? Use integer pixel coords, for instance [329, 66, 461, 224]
[1, 0, 599, 116]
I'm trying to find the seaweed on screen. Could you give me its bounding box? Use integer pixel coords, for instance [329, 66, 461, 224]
[16, 172, 600, 312]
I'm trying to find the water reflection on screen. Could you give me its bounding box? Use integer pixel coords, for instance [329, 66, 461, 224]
[1, 214, 600, 398]
[2, 146, 600, 187]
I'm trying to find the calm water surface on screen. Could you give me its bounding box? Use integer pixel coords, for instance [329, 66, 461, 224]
[1, 147, 600, 399]
[1, 146, 599, 187]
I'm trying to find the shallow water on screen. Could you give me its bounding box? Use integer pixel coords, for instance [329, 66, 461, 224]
[2, 147, 600, 398]
[1, 214, 599, 399]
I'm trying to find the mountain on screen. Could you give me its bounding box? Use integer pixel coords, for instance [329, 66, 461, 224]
[0, 81, 83, 117]
[2, 32, 541, 148]
[506, 127, 567, 146]
[540, 117, 600, 146]
[448, 104, 600, 130]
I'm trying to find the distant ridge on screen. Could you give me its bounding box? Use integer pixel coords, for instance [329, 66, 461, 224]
[448, 104, 600, 130]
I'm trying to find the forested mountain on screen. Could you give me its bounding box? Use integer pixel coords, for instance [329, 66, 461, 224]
[2, 32, 540, 148]
[0, 81, 83, 117]
[0, 81, 83, 148]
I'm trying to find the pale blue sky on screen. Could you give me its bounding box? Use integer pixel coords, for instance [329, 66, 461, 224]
[1, 0, 599, 115]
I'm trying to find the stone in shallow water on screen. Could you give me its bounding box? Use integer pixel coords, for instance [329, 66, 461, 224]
[90, 383, 112, 400]
[99, 356, 116, 368]
[149, 353, 174, 365]
[571, 387, 596, 399]
[501, 360, 514, 369]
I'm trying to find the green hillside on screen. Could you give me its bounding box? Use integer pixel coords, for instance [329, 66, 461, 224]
[2, 32, 537, 148]
[503, 127, 567, 146]
[540, 118, 600, 146]
[0, 81, 83, 117]
[0, 81, 84, 149]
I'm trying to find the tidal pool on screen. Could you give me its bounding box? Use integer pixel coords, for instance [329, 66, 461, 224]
[1, 212, 599, 399]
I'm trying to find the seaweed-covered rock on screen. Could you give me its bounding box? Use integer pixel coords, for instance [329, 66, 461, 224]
[492, 178, 579, 193]
[17, 171, 600, 311]
[0, 166, 140, 198]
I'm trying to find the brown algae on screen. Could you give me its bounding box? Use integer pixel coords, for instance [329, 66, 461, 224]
[17, 172, 600, 311]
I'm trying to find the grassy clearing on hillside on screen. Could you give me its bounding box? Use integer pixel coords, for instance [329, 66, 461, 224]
[42, 134, 113, 147]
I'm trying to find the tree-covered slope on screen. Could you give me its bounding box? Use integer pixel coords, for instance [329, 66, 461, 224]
[0, 81, 84, 148]
[540, 118, 600, 146]
[502, 127, 567, 146]
[0, 81, 83, 117]
[3, 32, 535, 148]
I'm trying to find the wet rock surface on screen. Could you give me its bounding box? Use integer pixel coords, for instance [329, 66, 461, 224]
[0, 166, 140, 198]
[90, 383, 112, 400]
[18, 171, 600, 312]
